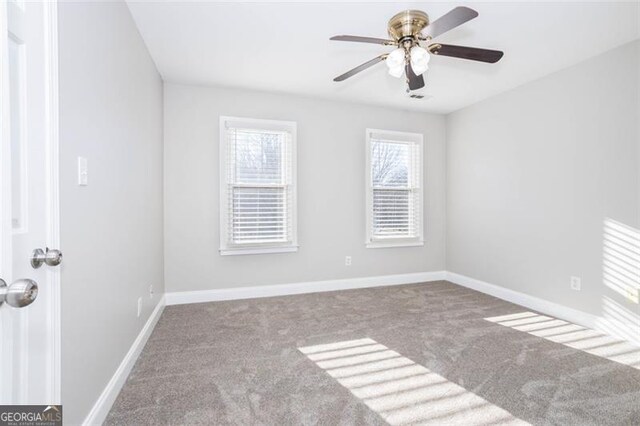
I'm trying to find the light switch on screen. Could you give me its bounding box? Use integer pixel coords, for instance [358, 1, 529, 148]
[78, 157, 88, 186]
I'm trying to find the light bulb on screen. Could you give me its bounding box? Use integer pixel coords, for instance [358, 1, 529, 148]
[386, 48, 405, 70]
[410, 46, 430, 75]
[388, 65, 404, 78]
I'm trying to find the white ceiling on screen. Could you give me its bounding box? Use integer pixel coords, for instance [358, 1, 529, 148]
[126, 1, 640, 114]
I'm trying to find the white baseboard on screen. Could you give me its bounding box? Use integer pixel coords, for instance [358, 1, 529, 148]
[446, 272, 640, 346]
[83, 296, 166, 426]
[165, 271, 447, 305]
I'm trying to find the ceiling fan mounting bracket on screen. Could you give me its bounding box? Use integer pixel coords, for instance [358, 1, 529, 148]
[388, 10, 430, 40]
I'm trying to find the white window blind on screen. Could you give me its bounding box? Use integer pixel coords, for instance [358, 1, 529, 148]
[366, 129, 423, 248]
[220, 117, 297, 255]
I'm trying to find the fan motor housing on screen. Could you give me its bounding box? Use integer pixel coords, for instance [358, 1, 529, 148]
[387, 10, 429, 40]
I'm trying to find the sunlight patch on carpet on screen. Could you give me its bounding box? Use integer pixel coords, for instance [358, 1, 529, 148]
[299, 338, 527, 425]
[485, 312, 640, 368]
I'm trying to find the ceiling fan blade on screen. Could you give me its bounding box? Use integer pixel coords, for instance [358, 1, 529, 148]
[330, 35, 395, 45]
[405, 63, 425, 90]
[422, 6, 478, 39]
[333, 55, 387, 82]
[431, 44, 504, 63]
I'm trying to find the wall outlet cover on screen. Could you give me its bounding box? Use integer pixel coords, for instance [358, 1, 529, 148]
[77, 156, 88, 186]
[570, 276, 581, 291]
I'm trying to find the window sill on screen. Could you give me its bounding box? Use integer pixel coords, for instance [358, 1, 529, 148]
[366, 240, 424, 249]
[220, 246, 299, 256]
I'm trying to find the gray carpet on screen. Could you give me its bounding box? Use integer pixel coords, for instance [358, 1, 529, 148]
[105, 281, 640, 425]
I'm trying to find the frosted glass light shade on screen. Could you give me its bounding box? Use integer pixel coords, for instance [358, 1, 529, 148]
[388, 65, 404, 78]
[386, 48, 405, 70]
[410, 46, 430, 75]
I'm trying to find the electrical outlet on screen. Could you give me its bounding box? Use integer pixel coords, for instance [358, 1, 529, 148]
[137, 297, 142, 317]
[149, 285, 154, 298]
[345, 256, 352, 266]
[570, 276, 581, 291]
[77, 157, 88, 186]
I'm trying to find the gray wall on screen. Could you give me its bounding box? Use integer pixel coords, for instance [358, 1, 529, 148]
[446, 41, 639, 339]
[164, 84, 446, 292]
[58, 2, 164, 424]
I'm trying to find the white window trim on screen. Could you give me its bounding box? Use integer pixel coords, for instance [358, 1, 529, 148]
[219, 116, 298, 256]
[365, 128, 424, 249]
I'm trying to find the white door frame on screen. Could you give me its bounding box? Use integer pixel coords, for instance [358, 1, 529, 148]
[0, 0, 13, 402]
[43, 0, 61, 404]
[0, 0, 61, 404]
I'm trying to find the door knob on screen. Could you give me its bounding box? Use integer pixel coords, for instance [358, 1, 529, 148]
[0, 278, 38, 308]
[31, 247, 63, 268]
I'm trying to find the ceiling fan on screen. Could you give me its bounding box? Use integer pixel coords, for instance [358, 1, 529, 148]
[330, 7, 504, 91]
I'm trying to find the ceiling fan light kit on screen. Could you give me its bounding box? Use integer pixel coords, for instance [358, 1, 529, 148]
[331, 7, 504, 92]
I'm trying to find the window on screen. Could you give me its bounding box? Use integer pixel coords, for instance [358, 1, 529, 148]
[220, 116, 297, 255]
[366, 129, 423, 248]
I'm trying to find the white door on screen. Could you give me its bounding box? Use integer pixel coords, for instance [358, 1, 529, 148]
[0, 0, 60, 405]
